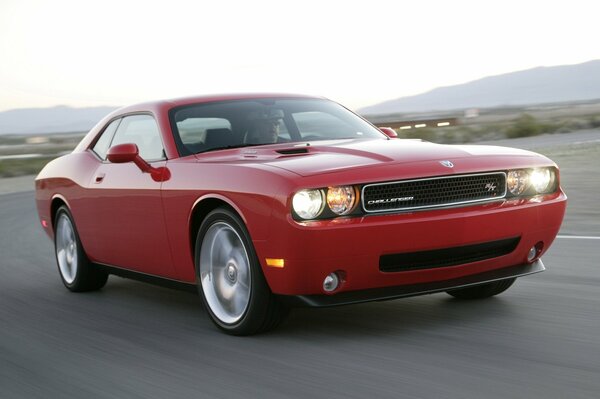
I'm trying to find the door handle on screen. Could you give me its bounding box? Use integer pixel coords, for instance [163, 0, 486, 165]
[94, 173, 105, 183]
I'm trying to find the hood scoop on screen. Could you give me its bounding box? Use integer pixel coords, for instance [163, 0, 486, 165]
[276, 147, 310, 155]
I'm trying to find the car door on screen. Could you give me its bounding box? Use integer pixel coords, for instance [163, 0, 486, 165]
[81, 114, 175, 278]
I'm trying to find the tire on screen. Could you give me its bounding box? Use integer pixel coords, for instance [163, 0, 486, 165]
[195, 207, 288, 335]
[54, 206, 108, 292]
[446, 278, 516, 300]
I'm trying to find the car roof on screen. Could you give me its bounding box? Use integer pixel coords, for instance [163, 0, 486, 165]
[115, 93, 325, 114]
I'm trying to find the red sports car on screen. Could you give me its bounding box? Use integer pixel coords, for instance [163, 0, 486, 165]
[35, 94, 566, 335]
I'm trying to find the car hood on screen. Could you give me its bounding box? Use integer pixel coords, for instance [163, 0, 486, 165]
[194, 138, 546, 177]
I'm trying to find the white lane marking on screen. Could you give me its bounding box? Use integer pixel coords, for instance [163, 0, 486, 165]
[0, 153, 43, 160]
[557, 235, 600, 240]
[571, 139, 600, 145]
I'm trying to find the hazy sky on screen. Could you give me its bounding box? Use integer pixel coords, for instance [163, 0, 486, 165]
[1, 0, 599, 112]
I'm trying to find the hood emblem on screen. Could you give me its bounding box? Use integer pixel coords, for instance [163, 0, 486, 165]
[440, 160, 454, 168]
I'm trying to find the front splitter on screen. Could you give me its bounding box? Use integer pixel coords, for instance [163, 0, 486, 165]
[282, 259, 545, 307]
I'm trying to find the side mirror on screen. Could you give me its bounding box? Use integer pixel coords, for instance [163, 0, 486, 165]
[379, 127, 398, 138]
[107, 143, 139, 164]
[106, 143, 170, 182]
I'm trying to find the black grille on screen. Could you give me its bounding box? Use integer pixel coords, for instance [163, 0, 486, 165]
[379, 237, 521, 272]
[362, 172, 506, 213]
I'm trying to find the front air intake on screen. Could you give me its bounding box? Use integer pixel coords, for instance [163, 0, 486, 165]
[379, 237, 521, 272]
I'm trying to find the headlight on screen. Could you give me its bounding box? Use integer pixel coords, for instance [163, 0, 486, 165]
[326, 186, 357, 215]
[292, 189, 325, 219]
[507, 169, 529, 195]
[507, 167, 557, 196]
[530, 168, 554, 193]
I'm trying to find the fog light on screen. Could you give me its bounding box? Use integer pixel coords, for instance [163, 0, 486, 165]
[323, 273, 340, 292]
[527, 247, 537, 262]
[527, 242, 544, 263]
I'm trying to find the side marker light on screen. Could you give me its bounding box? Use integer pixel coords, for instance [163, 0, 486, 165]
[266, 258, 285, 268]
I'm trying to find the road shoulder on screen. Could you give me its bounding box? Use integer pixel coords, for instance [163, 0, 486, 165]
[0, 175, 35, 195]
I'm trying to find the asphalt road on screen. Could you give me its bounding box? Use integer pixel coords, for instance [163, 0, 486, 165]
[1, 131, 599, 398]
[0, 198, 599, 398]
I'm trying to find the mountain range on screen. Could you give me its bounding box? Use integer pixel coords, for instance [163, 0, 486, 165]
[2, 60, 600, 134]
[359, 60, 600, 115]
[0, 105, 117, 135]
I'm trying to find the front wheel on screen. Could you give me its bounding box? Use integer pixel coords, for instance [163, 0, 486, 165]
[195, 208, 288, 335]
[446, 278, 516, 300]
[54, 206, 108, 292]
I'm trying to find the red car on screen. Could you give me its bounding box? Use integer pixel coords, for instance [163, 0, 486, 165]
[35, 94, 567, 335]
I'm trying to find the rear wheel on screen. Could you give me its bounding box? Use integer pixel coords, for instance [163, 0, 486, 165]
[446, 278, 516, 300]
[195, 208, 288, 335]
[54, 206, 108, 292]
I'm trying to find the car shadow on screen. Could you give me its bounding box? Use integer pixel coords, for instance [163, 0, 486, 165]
[95, 275, 520, 340]
[273, 296, 518, 339]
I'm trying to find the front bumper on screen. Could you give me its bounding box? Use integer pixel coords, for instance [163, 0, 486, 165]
[255, 191, 566, 297]
[281, 259, 544, 307]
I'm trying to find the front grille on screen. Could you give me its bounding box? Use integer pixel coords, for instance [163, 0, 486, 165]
[362, 172, 506, 213]
[380, 237, 521, 272]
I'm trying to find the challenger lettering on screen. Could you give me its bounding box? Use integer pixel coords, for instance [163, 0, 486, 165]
[367, 196, 414, 205]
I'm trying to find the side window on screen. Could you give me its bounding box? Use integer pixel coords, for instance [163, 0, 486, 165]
[110, 115, 165, 161]
[92, 119, 120, 160]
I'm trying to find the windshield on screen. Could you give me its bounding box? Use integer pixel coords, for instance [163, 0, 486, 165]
[170, 98, 386, 155]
